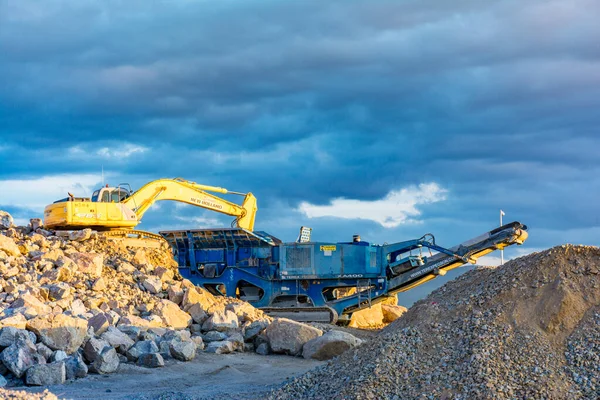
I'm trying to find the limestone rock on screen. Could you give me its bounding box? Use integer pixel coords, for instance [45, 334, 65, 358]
[44, 283, 71, 301]
[227, 332, 245, 352]
[26, 314, 88, 354]
[143, 277, 162, 294]
[83, 337, 110, 363]
[64, 354, 88, 379]
[0, 327, 30, 348]
[201, 310, 238, 332]
[0, 313, 27, 329]
[202, 330, 228, 342]
[256, 342, 270, 355]
[89, 346, 119, 374]
[70, 252, 103, 278]
[167, 286, 184, 305]
[0, 234, 19, 256]
[302, 330, 363, 360]
[182, 287, 215, 311]
[88, 312, 111, 335]
[265, 318, 322, 356]
[11, 293, 51, 316]
[125, 340, 159, 362]
[169, 340, 196, 361]
[35, 343, 53, 360]
[191, 336, 204, 351]
[25, 362, 66, 386]
[187, 303, 208, 324]
[50, 350, 68, 362]
[0, 337, 43, 378]
[243, 319, 270, 341]
[91, 277, 106, 292]
[69, 228, 93, 242]
[30, 218, 43, 231]
[138, 352, 164, 368]
[154, 299, 191, 329]
[381, 304, 408, 323]
[0, 211, 13, 230]
[154, 266, 174, 282]
[205, 340, 233, 354]
[100, 326, 135, 354]
[226, 302, 264, 322]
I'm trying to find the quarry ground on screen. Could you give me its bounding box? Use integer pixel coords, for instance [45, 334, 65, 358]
[22, 352, 324, 400]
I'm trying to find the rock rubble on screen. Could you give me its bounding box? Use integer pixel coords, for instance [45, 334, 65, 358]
[0, 210, 361, 391]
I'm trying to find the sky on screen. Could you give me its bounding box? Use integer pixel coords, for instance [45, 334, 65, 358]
[1, 0, 599, 305]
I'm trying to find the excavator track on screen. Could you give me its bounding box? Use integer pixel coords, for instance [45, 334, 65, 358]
[261, 306, 338, 324]
[100, 230, 167, 249]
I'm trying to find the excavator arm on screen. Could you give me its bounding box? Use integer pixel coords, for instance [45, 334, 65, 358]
[122, 178, 257, 231]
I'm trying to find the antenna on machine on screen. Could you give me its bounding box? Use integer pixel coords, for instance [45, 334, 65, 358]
[101, 165, 104, 185]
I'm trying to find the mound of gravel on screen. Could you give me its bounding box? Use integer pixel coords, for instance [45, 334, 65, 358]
[270, 245, 600, 399]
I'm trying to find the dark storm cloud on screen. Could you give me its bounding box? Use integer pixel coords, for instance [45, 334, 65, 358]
[1, 0, 599, 262]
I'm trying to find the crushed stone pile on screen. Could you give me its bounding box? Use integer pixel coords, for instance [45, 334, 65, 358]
[270, 245, 600, 400]
[0, 210, 361, 390]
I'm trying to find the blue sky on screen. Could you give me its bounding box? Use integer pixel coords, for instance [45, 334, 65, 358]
[1, 0, 599, 304]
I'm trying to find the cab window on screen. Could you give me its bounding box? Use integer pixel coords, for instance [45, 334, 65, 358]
[91, 190, 100, 202]
[101, 190, 110, 202]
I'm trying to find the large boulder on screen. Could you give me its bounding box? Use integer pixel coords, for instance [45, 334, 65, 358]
[64, 354, 88, 379]
[201, 310, 238, 332]
[83, 337, 111, 363]
[264, 318, 322, 356]
[25, 362, 66, 386]
[0, 211, 13, 230]
[381, 304, 408, 323]
[70, 252, 103, 278]
[0, 234, 19, 256]
[169, 340, 196, 361]
[202, 331, 228, 342]
[205, 341, 234, 354]
[226, 302, 264, 323]
[68, 228, 92, 242]
[0, 327, 30, 348]
[137, 353, 164, 368]
[243, 319, 270, 341]
[10, 293, 52, 316]
[154, 299, 192, 329]
[0, 314, 27, 329]
[100, 326, 135, 354]
[302, 330, 363, 360]
[89, 346, 119, 374]
[87, 313, 111, 336]
[187, 303, 208, 324]
[44, 283, 71, 301]
[26, 314, 88, 354]
[181, 287, 215, 311]
[142, 277, 162, 294]
[125, 340, 159, 362]
[0, 337, 43, 378]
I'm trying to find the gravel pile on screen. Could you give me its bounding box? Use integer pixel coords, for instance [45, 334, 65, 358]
[270, 245, 600, 399]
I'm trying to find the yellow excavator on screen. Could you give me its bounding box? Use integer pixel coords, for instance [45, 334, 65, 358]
[43, 178, 257, 243]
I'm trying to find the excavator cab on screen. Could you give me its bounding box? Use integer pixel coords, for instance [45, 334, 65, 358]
[90, 185, 131, 203]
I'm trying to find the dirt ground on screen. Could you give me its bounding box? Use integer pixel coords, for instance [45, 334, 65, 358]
[21, 352, 324, 400]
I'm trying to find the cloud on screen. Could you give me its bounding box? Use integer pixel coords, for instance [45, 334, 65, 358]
[0, 174, 102, 212]
[298, 183, 447, 228]
[96, 144, 147, 158]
